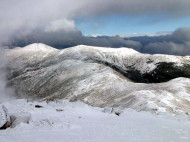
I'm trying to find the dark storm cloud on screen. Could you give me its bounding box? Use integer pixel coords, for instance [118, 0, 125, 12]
[143, 41, 190, 55]
[7, 27, 190, 55]
[77, 0, 190, 17]
[172, 27, 190, 42]
[139, 27, 190, 55]
[1, 0, 190, 45]
[1, 0, 190, 56]
[6, 28, 142, 51]
[6, 27, 84, 48]
[84, 36, 142, 51]
[5, 27, 190, 55]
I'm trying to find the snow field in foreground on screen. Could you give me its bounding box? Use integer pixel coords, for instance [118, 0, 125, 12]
[0, 99, 190, 142]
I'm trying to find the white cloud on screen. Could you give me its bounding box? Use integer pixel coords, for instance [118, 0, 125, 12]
[1, 0, 190, 45]
[44, 19, 77, 32]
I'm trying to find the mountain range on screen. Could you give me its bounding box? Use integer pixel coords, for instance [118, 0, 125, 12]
[3, 43, 190, 114]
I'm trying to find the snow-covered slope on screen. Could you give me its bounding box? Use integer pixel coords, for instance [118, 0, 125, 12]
[0, 99, 190, 142]
[5, 43, 190, 83]
[3, 43, 190, 114]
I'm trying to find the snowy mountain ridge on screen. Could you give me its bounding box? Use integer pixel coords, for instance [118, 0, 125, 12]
[3, 43, 190, 114]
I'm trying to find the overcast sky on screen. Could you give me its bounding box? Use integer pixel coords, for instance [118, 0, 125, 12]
[1, 0, 190, 55]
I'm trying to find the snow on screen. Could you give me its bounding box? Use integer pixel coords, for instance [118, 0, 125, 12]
[5, 43, 190, 81]
[16, 43, 58, 52]
[4, 43, 58, 66]
[3, 43, 190, 115]
[0, 99, 190, 142]
[66, 44, 190, 74]
[2, 43, 190, 141]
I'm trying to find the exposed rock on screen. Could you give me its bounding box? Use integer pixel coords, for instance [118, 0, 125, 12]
[103, 107, 124, 116]
[0, 105, 11, 129]
[56, 109, 64, 112]
[35, 105, 43, 108]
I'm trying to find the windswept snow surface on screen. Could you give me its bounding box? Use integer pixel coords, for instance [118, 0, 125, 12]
[0, 99, 190, 142]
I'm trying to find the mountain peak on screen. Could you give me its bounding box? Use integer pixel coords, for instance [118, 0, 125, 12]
[23, 43, 58, 52]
